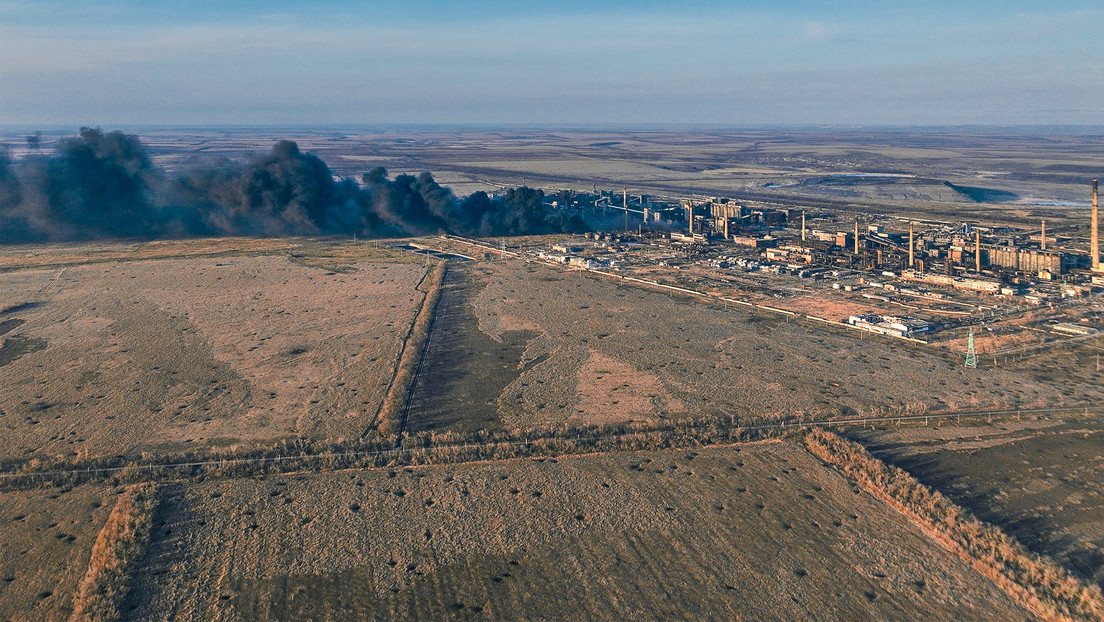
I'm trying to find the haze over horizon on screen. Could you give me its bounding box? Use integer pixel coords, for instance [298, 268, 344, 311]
[1, 1, 1102, 127]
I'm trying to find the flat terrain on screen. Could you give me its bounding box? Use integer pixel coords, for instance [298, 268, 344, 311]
[0, 485, 115, 621]
[8, 126, 1096, 229]
[416, 257, 1097, 432]
[852, 415, 1104, 590]
[0, 239, 427, 461]
[125, 442, 1030, 621]
[0, 233, 1098, 620]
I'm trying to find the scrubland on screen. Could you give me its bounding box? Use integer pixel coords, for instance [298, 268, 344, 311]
[0, 237, 1098, 621]
[125, 443, 1027, 621]
[0, 241, 426, 462]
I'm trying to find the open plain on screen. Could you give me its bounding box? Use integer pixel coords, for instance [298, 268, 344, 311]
[0, 239, 426, 461]
[126, 443, 1029, 621]
[7, 126, 1095, 229]
[1, 126, 1102, 620]
[853, 416, 1104, 591]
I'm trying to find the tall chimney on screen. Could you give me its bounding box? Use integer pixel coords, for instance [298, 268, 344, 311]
[909, 222, 914, 268]
[854, 220, 860, 254]
[975, 229, 982, 273]
[1040, 220, 1046, 251]
[723, 209, 729, 239]
[1093, 179, 1101, 272]
[801, 211, 806, 242]
[623, 188, 629, 232]
[688, 203, 694, 235]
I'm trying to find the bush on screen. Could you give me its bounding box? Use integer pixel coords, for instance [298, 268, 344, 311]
[70, 483, 158, 622]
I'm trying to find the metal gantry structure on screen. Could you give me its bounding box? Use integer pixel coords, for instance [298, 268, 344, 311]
[964, 329, 978, 369]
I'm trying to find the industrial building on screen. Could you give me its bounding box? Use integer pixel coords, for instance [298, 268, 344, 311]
[847, 315, 930, 338]
[985, 245, 1075, 275]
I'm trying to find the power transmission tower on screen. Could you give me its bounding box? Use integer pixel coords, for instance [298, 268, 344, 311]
[964, 329, 978, 369]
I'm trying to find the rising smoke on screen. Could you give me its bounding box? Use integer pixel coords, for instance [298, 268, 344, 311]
[0, 128, 588, 243]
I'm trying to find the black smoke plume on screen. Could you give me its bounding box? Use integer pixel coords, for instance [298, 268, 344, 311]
[0, 128, 588, 243]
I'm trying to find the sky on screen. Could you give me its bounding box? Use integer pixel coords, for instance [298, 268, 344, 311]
[1, 0, 1102, 127]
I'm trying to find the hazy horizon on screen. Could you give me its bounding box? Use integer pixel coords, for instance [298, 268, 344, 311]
[2, 1, 1102, 127]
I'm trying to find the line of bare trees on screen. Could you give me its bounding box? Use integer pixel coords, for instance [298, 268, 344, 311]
[69, 483, 158, 622]
[804, 429, 1104, 622]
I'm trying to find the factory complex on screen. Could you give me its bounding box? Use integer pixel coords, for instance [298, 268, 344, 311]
[474, 180, 1104, 352]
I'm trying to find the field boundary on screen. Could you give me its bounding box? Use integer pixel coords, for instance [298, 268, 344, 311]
[2, 405, 1099, 492]
[805, 429, 1104, 622]
[368, 259, 448, 439]
[69, 483, 159, 622]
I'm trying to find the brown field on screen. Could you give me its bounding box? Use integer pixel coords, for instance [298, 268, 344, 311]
[851, 415, 1104, 590]
[46, 126, 1099, 230]
[415, 257, 1097, 433]
[0, 485, 115, 621]
[124, 442, 1029, 621]
[0, 240, 428, 461]
[0, 234, 1099, 620]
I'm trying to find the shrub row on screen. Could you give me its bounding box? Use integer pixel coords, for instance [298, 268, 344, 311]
[2, 414, 797, 491]
[375, 258, 448, 438]
[804, 429, 1104, 622]
[70, 483, 159, 622]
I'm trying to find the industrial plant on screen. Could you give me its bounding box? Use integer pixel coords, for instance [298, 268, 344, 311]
[494, 180, 1104, 350]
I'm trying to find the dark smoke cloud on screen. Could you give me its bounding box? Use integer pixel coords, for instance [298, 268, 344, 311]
[0, 128, 588, 243]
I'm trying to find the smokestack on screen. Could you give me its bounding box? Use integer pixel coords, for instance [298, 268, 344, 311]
[1041, 220, 1046, 251]
[854, 220, 859, 254]
[801, 211, 806, 242]
[1093, 179, 1101, 272]
[975, 228, 982, 273]
[723, 208, 729, 240]
[688, 203, 694, 235]
[909, 222, 914, 268]
[624, 188, 629, 232]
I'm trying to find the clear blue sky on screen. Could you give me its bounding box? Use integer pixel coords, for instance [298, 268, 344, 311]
[1, 1, 1101, 126]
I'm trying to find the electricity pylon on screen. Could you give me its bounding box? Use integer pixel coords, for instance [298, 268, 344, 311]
[964, 329, 978, 369]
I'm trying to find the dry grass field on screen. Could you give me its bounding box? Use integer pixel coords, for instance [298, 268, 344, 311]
[0, 239, 428, 461]
[124, 442, 1029, 621]
[418, 258, 1097, 433]
[0, 235, 1098, 620]
[852, 416, 1104, 592]
[0, 485, 115, 621]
